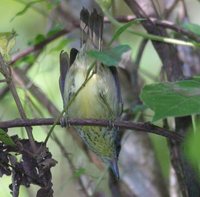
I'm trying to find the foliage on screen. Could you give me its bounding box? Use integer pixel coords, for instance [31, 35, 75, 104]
[140, 77, 200, 121]
[0, 129, 15, 147]
[10, 0, 47, 22]
[182, 22, 200, 37]
[1, 0, 200, 196]
[88, 44, 130, 66]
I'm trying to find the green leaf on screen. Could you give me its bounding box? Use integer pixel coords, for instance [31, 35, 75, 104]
[0, 31, 16, 61]
[140, 78, 200, 121]
[28, 34, 46, 46]
[73, 167, 86, 177]
[182, 22, 200, 37]
[47, 24, 63, 37]
[46, 0, 61, 9]
[15, 54, 36, 66]
[88, 44, 131, 66]
[0, 129, 16, 146]
[10, 0, 45, 22]
[109, 18, 145, 45]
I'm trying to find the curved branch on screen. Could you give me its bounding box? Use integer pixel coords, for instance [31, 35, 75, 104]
[0, 118, 182, 142]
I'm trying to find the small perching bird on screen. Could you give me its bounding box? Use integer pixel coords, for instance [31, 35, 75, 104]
[59, 8, 122, 179]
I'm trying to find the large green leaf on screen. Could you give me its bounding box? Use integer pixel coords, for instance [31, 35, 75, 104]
[88, 44, 130, 66]
[140, 77, 200, 121]
[182, 22, 200, 37]
[0, 129, 16, 146]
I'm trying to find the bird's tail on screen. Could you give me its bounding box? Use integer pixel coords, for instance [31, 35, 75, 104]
[80, 8, 103, 51]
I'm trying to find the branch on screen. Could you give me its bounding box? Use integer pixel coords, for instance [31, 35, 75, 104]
[0, 54, 36, 152]
[10, 16, 200, 66]
[10, 29, 69, 65]
[106, 15, 200, 42]
[164, 0, 180, 19]
[0, 118, 182, 142]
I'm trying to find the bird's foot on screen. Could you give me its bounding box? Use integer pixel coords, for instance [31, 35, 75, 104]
[108, 120, 115, 130]
[60, 117, 71, 128]
[60, 117, 66, 127]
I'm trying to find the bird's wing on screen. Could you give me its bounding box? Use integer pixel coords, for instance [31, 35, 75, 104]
[70, 48, 79, 65]
[110, 67, 123, 117]
[59, 51, 69, 102]
[59, 47, 79, 101]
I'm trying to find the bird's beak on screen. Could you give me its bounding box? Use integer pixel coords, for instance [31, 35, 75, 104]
[110, 158, 120, 180]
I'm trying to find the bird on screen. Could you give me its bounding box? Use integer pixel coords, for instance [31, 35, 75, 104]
[59, 8, 122, 179]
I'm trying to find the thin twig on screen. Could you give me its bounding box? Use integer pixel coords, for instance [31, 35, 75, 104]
[44, 65, 95, 144]
[0, 52, 41, 99]
[0, 54, 36, 151]
[180, 0, 188, 19]
[135, 39, 148, 66]
[12, 68, 90, 196]
[164, 0, 180, 19]
[12, 66, 91, 163]
[10, 29, 68, 65]
[0, 79, 8, 83]
[9, 16, 200, 67]
[50, 132, 89, 197]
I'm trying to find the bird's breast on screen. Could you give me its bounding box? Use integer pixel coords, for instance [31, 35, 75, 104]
[64, 68, 110, 119]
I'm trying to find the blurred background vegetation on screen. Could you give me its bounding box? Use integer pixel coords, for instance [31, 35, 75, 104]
[1, 0, 200, 196]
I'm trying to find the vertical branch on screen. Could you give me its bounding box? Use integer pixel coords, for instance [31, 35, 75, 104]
[0, 54, 36, 152]
[123, 0, 200, 197]
[124, 0, 183, 81]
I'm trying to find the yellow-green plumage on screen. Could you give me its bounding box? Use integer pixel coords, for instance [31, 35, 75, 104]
[59, 8, 121, 179]
[64, 57, 119, 158]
